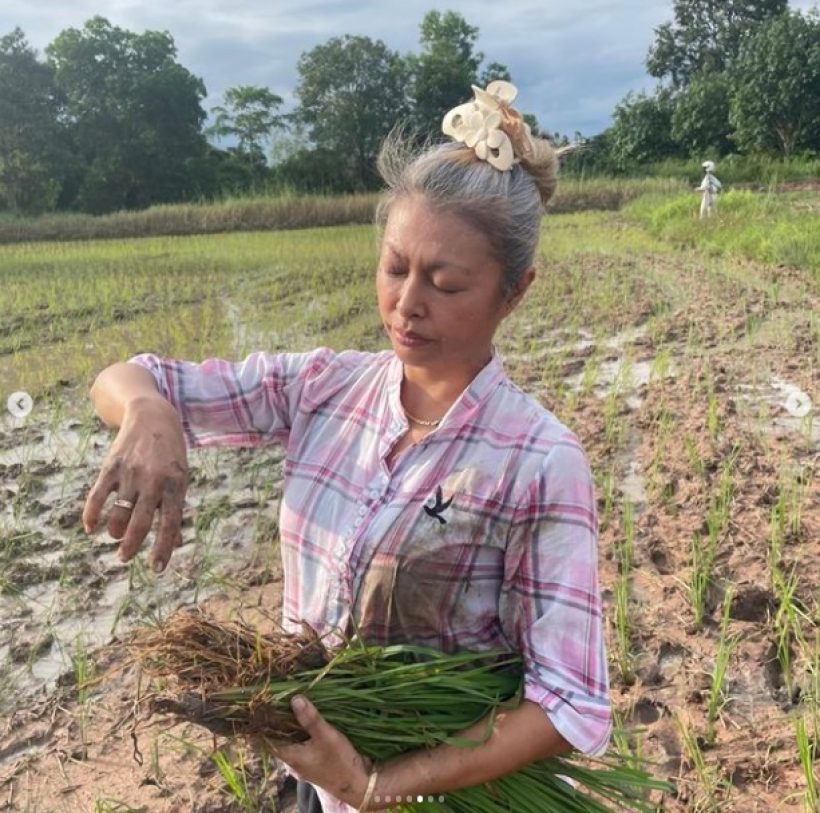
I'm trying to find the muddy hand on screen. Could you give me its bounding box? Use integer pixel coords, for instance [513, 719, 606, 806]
[270, 696, 373, 808]
[83, 398, 188, 572]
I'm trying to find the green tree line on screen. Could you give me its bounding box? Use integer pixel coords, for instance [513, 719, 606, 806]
[1, 4, 818, 214]
[0, 10, 518, 214]
[567, 1, 820, 174]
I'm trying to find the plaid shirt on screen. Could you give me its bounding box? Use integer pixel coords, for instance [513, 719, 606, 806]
[130, 348, 611, 811]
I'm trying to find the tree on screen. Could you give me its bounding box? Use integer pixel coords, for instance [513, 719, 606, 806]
[209, 85, 284, 165]
[671, 72, 733, 155]
[478, 60, 511, 87]
[647, 0, 788, 86]
[560, 130, 619, 177]
[608, 89, 680, 170]
[0, 28, 66, 212]
[295, 35, 408, 190]
[730, 11, 820, 157]
[46, 17, 208, 212]
[271, 147, 355, 194]
[407, 11, 485, 140]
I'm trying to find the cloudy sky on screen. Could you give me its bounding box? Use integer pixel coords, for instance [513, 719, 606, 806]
[3, 0, 817, 137]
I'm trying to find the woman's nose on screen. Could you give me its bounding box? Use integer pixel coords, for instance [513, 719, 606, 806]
[396, 274, 426, 318]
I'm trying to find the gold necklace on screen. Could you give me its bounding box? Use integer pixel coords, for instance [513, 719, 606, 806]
[403, 406, 443, 427]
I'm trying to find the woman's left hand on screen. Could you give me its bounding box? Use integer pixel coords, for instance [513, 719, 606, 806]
[269, 695, 373, 808]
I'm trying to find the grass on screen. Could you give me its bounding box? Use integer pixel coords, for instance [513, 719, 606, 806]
[0, 177, 687, 245]
[0, 191, 380, 244]
[639, 154, 820, 185]
[626, 189, 820, 278]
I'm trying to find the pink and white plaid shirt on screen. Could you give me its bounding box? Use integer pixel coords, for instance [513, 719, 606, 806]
[130, 347, 611, 811]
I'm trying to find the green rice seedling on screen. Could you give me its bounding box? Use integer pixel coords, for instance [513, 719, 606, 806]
[705, 587, 739, 745]
[675, 714, 731, 812]
[134, 610, 669, 812]
[610, 493, 636, 672]
[647, 407, 675, 492]
[713, 452, 736, 530]
[613, 570, 635, 686]
[784, 467, 808, 539]
[111, 558, 157, 636]
[769, 502, 786, 577]
[706, 388, 720, 442]
[212, 748, 256, 812]
[794, 715, 818, 813]
[800, 409, 815, 445]
[772, 565, 809, 700]
[73, 633, 92, 760]
[93, 800, 143, 812]
[596, 465, 616, 533]
[688, 532, 711, 630]
[149, 732, 166, 788]
[602, 359, 632, 448]
[806, 632, 819, 724]
[687, 454, 736, 629]
[649, 348, 671, 385]
[603, 390, 623, 448]
[610, 707, 646, 774]
[683, 435, 706, 482]
[579, 355, 600, 397]
[769, 467, 807, 555]
[562, 386, 580, 413]
[620, 500, 635, 573]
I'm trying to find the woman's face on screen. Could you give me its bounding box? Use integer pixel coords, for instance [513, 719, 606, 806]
[377, 195, 530, 378]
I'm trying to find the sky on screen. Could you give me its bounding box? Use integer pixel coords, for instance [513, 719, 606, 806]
[2, 0, 817, 139]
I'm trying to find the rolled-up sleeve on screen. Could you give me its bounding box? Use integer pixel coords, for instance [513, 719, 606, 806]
[500, 440, 611, 756]
[128, 347, 336, 449]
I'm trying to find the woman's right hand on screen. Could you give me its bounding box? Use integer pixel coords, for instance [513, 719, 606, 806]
[82, 396, 189, 572]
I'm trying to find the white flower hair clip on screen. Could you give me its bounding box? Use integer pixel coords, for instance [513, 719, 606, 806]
[442, 80, 534, 172]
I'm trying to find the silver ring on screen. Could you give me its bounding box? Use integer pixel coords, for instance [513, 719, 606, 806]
[113, 498, 135, 511]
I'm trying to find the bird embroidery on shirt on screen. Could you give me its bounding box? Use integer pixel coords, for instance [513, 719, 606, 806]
[424, 485, 453, 525]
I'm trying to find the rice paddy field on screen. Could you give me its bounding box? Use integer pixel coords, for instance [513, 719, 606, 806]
[0, 186, 817, 812]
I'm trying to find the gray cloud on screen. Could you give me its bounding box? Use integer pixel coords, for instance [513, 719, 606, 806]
[3, 1, 815, 136]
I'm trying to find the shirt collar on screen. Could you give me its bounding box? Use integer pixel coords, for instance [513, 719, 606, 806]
[386, 347, 505, 434]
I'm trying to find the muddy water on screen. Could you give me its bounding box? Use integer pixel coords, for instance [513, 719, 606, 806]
[0, 413, 285, 718]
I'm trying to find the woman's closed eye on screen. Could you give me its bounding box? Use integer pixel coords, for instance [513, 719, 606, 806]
[383, 266, 463, 294]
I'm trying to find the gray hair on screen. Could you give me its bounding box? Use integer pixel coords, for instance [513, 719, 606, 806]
[375, 135, 559, 297]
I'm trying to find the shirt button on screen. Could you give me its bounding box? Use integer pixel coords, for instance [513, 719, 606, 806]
[369, 489, 380, 500]
[358, 505, 367, 516]
[354, 517, 363, 527]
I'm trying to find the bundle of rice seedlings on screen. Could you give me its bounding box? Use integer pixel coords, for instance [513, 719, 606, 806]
[131, 608, 669, 812]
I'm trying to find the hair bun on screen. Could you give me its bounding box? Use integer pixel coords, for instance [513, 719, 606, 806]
[518, 137, 561, 207]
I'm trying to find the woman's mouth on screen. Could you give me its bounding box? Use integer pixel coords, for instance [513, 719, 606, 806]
[393, 328, 431, 348]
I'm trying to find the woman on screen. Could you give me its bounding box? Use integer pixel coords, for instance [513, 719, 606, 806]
[83, 82, 611, 812]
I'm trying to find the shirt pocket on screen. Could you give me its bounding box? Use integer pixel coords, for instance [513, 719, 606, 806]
[353, 469, 512, 651]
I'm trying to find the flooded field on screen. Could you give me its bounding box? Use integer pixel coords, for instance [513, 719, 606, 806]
[0, 199, 817, 811]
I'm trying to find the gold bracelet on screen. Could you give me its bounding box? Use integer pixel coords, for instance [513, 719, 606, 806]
[358, 770, 379, 812]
